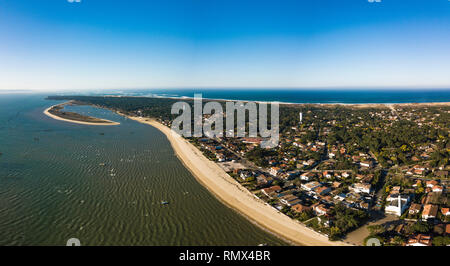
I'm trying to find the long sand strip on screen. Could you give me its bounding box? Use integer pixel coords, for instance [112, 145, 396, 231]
[44, 104, 120, 126]
[126, 115, 351, 246]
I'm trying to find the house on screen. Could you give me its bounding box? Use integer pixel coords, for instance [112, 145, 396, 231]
[293, 142, 306, 149]
[426, 180, 439, 188]
[269, 167, 282, 177]
[413, 165, 426, 171]
[300, 172, 315, 181]
[422, 204, 438, 220]
[359, 160, 373, 168]
[279, 194, 301, 206]
[261, 185, 282, 197]
[320, 195, 333, 203]
[432, 185, 444, 193]
[256, 174, 273, 186]
[302, 159, 316, 166]
[291, 204, 311, 213]
[314, 186, 332, 196]
[413, 169, 425, 176]
[391, 186, 401, 193]
[358, 202, 370, 210]
[273, 190, 292, 198]
[351, 183, 372, 194]
[342, 172, 350, 178]
[323, 171, 332, 178]
[239, 170, 253, 181]
[406, 234, 432, 246]
[411, 156, 420, 162]
[409, 203, 422, 215]
[216, 153, 226, 162]
[313, 204, 330, 216]
[334, 193, 347, 202]
[301, 181, 321, 191]
[385, 194, 411, 216]
[446, 224, 450, 235]
[332, 181, 342, 188]
[441, 208, 450, 216]
[283, 171, 300, 180]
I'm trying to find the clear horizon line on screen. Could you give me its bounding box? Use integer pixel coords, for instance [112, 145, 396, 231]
[3, 86, 450, 93]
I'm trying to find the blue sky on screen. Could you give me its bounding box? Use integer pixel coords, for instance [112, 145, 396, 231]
[0, 0, 449, 91]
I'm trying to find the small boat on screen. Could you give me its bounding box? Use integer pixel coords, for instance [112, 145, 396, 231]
[161, 201, 169, 205]
[99, 163, 106, 166]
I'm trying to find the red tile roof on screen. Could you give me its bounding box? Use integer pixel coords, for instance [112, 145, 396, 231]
[262, 185, 281, 194]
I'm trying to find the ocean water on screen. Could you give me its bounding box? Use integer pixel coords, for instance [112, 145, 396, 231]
[0, 94, 286, 246]
[97, 88, 450, 104]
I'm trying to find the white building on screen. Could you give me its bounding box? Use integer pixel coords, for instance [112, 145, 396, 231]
[351, 183, 372, 194]
[385, 194, 411, 216]
[300, 172, 314, 181]
[269, 167, 282, 177]
[301, 181, 321, 191]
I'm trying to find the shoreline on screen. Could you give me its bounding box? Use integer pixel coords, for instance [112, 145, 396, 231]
[43, 103, 120, 126]
[122, 114, 351, 246]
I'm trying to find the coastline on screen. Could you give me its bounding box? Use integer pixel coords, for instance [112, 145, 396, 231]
[104, 94, 450, 107]
[45, 96, 450, 245]
[122, 114, 351, 246]
[43, 103, 120, 126]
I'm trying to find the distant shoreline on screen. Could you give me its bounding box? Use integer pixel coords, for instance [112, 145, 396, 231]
[101, 94, 450, 108]
[43, 102, 120, 126]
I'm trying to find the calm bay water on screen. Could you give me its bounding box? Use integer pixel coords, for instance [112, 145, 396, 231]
[0, 94, 286, 246]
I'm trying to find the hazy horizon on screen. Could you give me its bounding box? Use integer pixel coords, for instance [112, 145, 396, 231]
[2, 87, 450, 94]
[1, 0, 449, 91]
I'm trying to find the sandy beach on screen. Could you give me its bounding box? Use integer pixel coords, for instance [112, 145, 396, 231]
[44, 104, 120, 126]
[124, 115, 351, 246]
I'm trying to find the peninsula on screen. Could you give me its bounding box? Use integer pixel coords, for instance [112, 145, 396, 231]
[44, 101, 120, 126]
